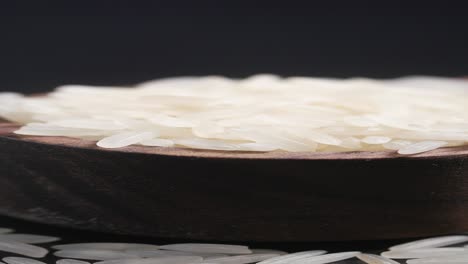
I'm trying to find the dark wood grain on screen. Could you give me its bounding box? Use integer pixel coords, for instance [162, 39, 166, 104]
[0, 121, 468, 242]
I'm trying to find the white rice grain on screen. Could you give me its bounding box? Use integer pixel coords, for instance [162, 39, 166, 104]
[250, 249, 288, 255]
[56, 259, 91, 264]
[382, 140, 413, 150]
[389, 235, 468, 250]
[381, 248, 466, 259]
[397, 141, 448, 155]
[53, 250, 138, 260]
[288, 251, 360, 264]
[159, 244, 251, 254]
[406, 253, 468, 263]
[140, 139, 174, 147]
[123, 250, 202, 258]
[361, 136, 392, 144]
[53, 243, 159, 251]
[356, 253, 399, 264]
[3, 257, 46, 264]
[201, 253, 279, 264]
[0, 241, 48, 258]
[96, 132, 156, 148]
[95, 256, 203, 264]
[0, 234, 60, 244]
[257, 251, 327, 264]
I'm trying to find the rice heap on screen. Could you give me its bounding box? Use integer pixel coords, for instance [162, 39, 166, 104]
[0, 75, 467, 154]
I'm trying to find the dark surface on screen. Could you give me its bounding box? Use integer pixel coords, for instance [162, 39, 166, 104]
[0, 214, 411, 263]
[1, 122, 467, 242]
[1, 2, 468, 93]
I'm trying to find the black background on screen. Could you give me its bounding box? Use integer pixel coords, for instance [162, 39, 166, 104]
[1, 1, 468, 93]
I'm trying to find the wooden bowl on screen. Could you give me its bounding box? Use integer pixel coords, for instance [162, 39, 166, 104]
[0, 120, 467, 242]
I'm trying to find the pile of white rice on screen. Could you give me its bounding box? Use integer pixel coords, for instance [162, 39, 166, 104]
[0, 75, 467, 154]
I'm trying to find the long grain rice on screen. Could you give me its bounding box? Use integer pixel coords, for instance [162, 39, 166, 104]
[53, 250, 138, 260]
[389, 235, 468, 251]
[53, 243, 159, 251]
[159, 244, 251, 254]
[3, 257, 46, 264]
[406, 254, 468, 263]
[381, 248, 467, 259]
[200, 253, 279, 264]
[288, 251, 360, 264]
[356, 253, 399, 264]
[122, 250, 202, 258]
[2, 76, 466, 154]
[56, 259, 91, 264]
[257, 251, 327, 264]
[0, 241, 48, 258]
[0, 234, 60, 244]
[94, 256, 203, 264]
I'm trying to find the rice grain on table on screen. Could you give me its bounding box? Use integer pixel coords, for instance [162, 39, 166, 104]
[53, 250, 138, 260]
[288, 251, 360, 264]
[0, 241, 48, 258]
[389, 235, 468, 250]
[122, 250, 203, 258]
[406, 253, 468, 263]
[159, 244, 251, 254]
[52, 243, 159, 251]
[356, 253, 399, 264]
[257, 251, 327, 264]
[56, 259, 91, 264]
[249, 249, 288, 255]
[200, 253, 279, 264]
[1, 76, 466, 154]
[95, 256, 203, 264]
[381, 248, 467, 259]
[3, 257, 46, 264]
[0, 234, 60, 244]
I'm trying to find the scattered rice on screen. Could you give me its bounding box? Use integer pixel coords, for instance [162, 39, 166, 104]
[0, 241, 48, 258]
[381, 248, 466, 259]
[3, 257, 46, 264]
[389, 235, 468, 250]
[52, 243, 159, 251]
[0, 234, 60, 244]
[94, 256, 203, 264]
[2, 227, 468, 264]
[122, 250, 202, 258]
[2, 75, 467, 154]
[257, 251, 327, 264]
[53, 250, 138, 260]
[56, 259, 91, 264]
[287, 251, 360, 264]
[406, 253, 468, 263]
[200, 253, 279, 264]
[249, 249, 288, 256]
[356, 253, 399, 264]
[201, 254, 231, 259]
[159, 244, 252, 254]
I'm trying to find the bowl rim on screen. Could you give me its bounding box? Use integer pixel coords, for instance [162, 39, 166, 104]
[2, 121, 467, 161]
